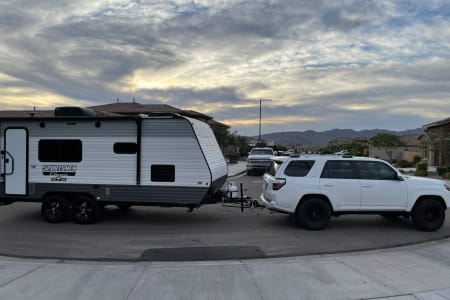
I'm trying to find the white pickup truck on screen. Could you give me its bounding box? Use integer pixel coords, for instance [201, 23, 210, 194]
[261, 155, 450, 231]
[246, 147, 274, 175]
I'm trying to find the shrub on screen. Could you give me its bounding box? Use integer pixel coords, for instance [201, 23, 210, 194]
[437, 166, 448, 176]
[413, 155, 422, 164]
[397, 160, 413, 168]
[415, 161, 428, 177]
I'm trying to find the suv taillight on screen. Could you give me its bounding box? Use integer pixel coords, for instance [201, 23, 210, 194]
[273, 178, 286, 190]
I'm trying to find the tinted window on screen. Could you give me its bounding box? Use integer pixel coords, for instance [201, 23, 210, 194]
[321, 161, 355, 179]
[356, 161, 398, 180]
[284, 161, 315, 177]
[114, 143, 137, 154]
[151, 165, 175, 182]
[39, 140, 82, 162]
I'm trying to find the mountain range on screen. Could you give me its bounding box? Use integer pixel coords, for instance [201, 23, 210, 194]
[258, 128, 424, 147]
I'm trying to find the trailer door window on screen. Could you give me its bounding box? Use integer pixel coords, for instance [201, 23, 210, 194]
[39, 140, 82, 162]
[114, 142, 137, 154]
[151, 165, 175, 182]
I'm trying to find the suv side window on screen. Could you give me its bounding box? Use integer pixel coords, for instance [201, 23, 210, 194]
[356, 161, 398, 180]
[321, 161, 355, 179]
[284, 160, 315, 177]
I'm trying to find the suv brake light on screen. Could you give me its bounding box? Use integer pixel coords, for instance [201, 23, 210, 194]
[273, 178, 286, 190]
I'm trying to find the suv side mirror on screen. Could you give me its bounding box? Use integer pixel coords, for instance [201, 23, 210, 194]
[397, 175, 405, 181]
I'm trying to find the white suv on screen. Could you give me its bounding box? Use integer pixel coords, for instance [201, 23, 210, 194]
[261, 155, 450, 231]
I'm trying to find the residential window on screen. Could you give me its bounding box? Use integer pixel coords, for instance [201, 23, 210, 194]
[151, 165, 175, 182]
[113, 142, 137, 154]
[38, 140, 82, 162]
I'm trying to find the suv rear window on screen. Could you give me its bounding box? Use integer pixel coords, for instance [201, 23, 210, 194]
[267, 160, 283, 176]
[284, 161, 315, 177]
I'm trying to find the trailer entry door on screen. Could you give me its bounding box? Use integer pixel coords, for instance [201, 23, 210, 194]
[4, 128, 28, 195]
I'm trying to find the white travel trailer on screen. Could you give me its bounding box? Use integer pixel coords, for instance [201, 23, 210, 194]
[0, 107, 228, 224]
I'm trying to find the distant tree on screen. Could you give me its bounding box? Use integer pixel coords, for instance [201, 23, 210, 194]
[370, 133, 405, 162]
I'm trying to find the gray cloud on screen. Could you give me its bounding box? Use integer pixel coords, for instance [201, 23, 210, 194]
[0, 0, 449, 136]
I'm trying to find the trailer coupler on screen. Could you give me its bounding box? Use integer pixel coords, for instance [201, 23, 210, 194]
[221, 182, 262, 212]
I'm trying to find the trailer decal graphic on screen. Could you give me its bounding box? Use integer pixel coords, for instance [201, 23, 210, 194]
[42, 165, 77, 181]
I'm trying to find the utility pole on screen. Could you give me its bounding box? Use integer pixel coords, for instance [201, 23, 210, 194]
[259, 98, 272, 143]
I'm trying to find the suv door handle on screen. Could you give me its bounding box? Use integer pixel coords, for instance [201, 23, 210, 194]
[361, 184, 373, 188]
[323, 184, 334, 187]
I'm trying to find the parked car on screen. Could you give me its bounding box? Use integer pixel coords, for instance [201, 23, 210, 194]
[334, 150, 349, 155]
[246, 147, 274, 175]
[261, 155, 450, 231]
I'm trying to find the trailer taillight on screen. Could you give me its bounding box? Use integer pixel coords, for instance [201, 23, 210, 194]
[273, 178, 286, 190]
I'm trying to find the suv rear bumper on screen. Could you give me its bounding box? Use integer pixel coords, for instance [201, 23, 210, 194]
[260, 194, 290, 214]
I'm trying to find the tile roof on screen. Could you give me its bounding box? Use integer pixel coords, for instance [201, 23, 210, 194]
[423, 116, 450, 129]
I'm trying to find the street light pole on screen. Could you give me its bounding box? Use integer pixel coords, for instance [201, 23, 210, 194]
[259, 98, 272, 143]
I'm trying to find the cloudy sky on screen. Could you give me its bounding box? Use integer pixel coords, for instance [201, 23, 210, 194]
[1, 0, 449, 135]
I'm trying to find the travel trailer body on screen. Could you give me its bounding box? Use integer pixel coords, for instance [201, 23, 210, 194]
[0, 109, 227, 223]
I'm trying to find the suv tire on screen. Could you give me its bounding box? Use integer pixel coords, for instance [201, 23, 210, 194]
[412, 199, 445, 231]
[296, 198, 331, 230]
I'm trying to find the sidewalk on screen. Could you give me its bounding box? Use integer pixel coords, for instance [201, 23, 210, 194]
[1, 239, 450, 299]
[227, 161, 246, 177]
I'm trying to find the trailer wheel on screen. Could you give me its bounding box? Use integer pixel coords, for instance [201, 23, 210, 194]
[41, 195, 70, 223]
[72, 195, 100, 224]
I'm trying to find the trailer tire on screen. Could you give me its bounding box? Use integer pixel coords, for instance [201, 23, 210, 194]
[41, 195, 70, 223]
[72, 195, 101, 224]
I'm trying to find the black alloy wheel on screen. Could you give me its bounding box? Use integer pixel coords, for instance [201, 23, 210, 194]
[41, 195, 70, 223]
[296, 198, 332, 230]
[412, 199, 445, 231]
[72, 195, 101, 224]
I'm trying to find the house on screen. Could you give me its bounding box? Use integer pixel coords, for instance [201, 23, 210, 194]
[369, 135, 421, 162]
[422, 117, 450, 166]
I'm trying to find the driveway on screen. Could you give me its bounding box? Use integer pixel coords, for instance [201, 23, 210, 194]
[0, 175, 449, 261]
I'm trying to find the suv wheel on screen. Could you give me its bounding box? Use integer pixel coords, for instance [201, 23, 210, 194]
[296, 198, 331, 230]
[412, 199, 445, 231]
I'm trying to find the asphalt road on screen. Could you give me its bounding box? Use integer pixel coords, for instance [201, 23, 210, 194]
[0, 174, 449, 261]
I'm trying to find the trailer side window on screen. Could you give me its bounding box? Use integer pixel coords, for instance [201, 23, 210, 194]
[151, 165, 175, 182]
[39, 140, 82, 162]
[114, 143, 137, 154]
